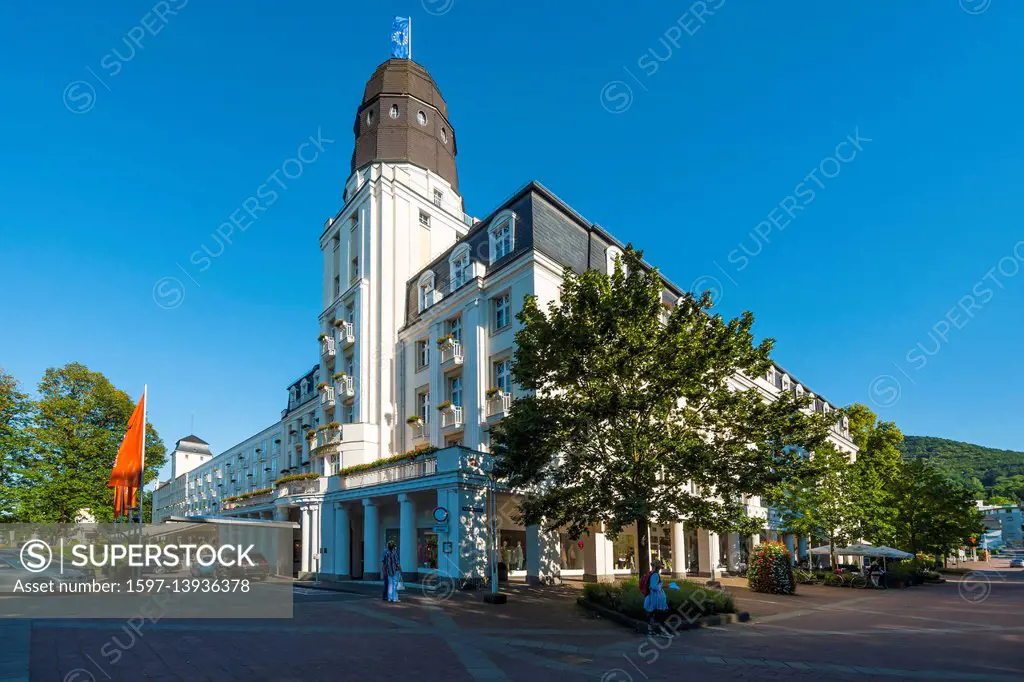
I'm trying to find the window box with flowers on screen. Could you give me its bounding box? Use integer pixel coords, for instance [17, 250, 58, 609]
[436, 334, 456, 349]
[406, 415, 423, 424]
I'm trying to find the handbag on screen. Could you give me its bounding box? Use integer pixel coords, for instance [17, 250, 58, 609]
[396, 578, 405, 591]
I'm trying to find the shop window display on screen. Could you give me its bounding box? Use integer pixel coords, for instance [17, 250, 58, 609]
[559, 534, 585, 570]
[416, 528, 438, 570]
[499, 529, 526, 571]
[613, 533, 636, 571]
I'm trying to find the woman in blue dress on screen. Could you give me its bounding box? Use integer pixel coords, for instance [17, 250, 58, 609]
[643, 558, 668, 627]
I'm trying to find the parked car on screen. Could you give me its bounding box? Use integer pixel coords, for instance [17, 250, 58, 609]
[218, 552, 271, 581]
[188, 552, 271, 580]
[0, 551, 89, 592]
[1009, 558, 1024, 568]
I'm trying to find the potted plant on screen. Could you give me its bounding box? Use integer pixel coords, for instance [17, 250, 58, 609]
[406, 415, 423, 424]
[333, 319, 346, 327]
[318, 333, 328, 341]
[306, 430, 316, 441]
[326, 421, 341, 431]
[332, 371, 347, 380]
[485, 387, 502, 399]
[317, 382, 329, 390]
[436, 334, 455, 348]
[436, 400, 452, 411]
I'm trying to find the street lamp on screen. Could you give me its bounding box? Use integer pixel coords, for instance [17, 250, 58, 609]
[471, 455, 506, 605]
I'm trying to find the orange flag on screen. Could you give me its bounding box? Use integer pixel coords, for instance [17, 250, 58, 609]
[110, 391, 146, 517]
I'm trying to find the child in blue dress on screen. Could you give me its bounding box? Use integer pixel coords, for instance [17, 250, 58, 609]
[644, 558, 668, 629]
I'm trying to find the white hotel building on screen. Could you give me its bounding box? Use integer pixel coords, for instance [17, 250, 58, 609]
[154, 58, 857, 583]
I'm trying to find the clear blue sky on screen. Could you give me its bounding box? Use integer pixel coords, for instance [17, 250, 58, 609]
[1, 1, 1022, 484]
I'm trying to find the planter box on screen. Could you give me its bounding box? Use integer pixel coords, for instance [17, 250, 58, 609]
[576, 597, 749, 634]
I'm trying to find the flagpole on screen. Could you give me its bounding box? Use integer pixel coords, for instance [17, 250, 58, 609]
[409, 17, 413, 61]
[140, 385, 147, 526]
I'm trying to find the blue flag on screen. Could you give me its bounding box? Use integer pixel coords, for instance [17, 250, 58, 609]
[390, 16, 411, 59]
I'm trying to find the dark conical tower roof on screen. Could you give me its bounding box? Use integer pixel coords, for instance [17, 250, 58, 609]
[351, 59, 459, 191]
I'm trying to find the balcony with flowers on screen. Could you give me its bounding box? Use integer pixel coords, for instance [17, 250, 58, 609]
[484, 388, 512, 421]
[437, 334, 463, 370]
[334, 319, 355, 348]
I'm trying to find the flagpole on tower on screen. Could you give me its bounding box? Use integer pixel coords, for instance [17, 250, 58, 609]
[409, 17, 413, 60]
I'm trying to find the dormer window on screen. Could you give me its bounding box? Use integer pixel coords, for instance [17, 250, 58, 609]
[449, 245, 471, 290]
[488, 211, 516, 264]
[418, 272, 437, 312]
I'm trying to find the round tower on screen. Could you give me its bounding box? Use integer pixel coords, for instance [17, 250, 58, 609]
[351, 58, 459, 192]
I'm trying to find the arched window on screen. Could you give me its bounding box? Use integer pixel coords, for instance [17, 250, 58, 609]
[449, 244, 471, 290]
[390, 104, 399, 119]
[417, 110, 427, 126]
[488, 211, 517, 264]
[418, 272, 437, 312]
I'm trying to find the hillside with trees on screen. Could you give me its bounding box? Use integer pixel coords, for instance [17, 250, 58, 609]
[901, 436, 1024, 505]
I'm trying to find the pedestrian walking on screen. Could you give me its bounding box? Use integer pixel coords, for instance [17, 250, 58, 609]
[382, 540, 402, 603]
[642, 558, 669, 634]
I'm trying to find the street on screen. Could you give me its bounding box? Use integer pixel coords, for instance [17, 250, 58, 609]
[3, 560, 1022, 681]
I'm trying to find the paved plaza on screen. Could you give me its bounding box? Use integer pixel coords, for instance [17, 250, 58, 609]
[2, 560, 1022, 682]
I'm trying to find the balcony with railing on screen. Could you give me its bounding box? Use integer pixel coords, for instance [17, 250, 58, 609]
[339, 456, 438, 491]
[439, 339, 463, 370]
[335, 375, 355, 399]
[439, 404, 463, 430]
[276, 475, 327, 498]
[407, 418, 428, 441]
[320, 385, 335, 408]
[315, 425, 342, 457]
[336, 321, 355, 348]
[320, 335, 336, 359]
[485, 391, 512, 421]
[222, 489, 274, 511]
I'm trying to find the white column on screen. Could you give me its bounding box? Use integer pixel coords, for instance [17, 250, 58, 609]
[726, 532, 740, 572]
[322, 502, 336, 576]
[670, 522, 687, 577]
[582, 524, 615, 583]
[398, 493, 417, 582]
[362, 498, 380, 580]
[697, 529, 719, 577]
[429, 322, 443, 447]
[526, 523, 561, 586]
[462, 299, 484, 448]
[300, 506, 311, 574]
[335, 504, 351, 578]
[311, 505, 322, 574]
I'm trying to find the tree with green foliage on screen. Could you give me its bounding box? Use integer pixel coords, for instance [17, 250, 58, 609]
[890, 458, 984, 559]
[7, 363, 166, 523]
[0, 369, 33, 520]
[492, 247, 835, 576]
[770, 443, 859, 569]
[843, 403, 904, 546]
[901, 435, 1024, 505]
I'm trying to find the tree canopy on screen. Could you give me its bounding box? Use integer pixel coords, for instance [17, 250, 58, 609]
[492, 247, 835, 575]
[0, 363, 165, 523]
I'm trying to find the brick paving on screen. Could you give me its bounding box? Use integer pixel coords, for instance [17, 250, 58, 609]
[4, 559, 1022, 681]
